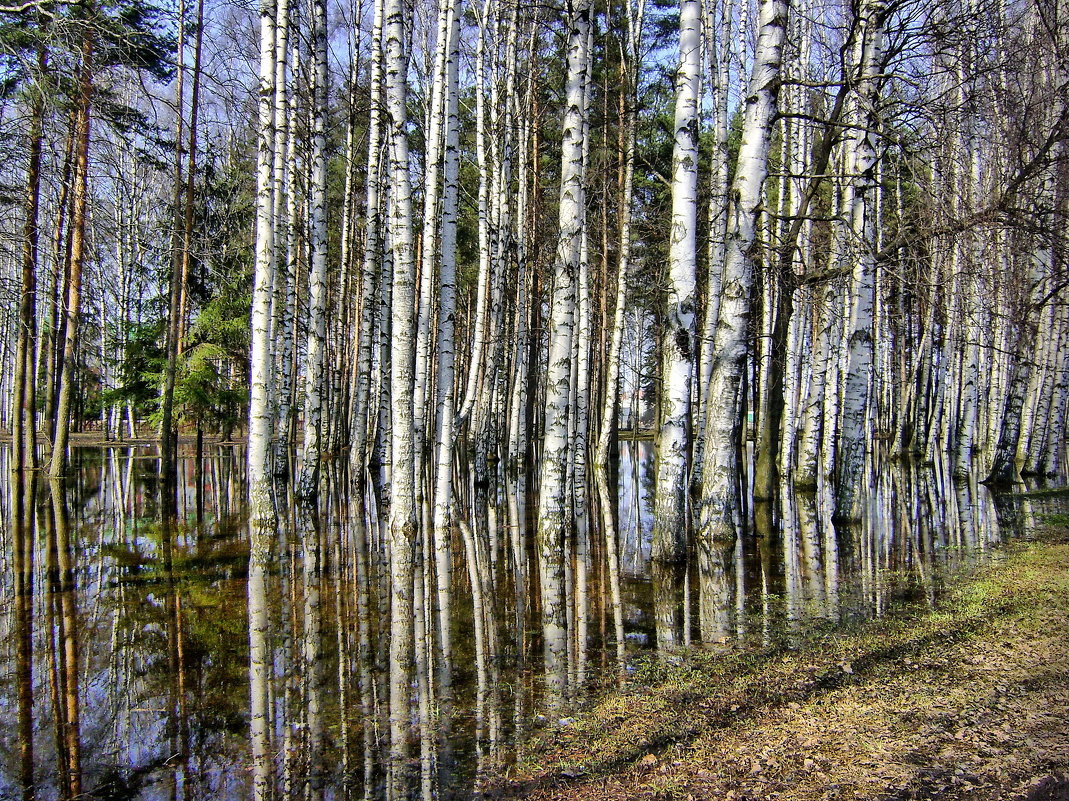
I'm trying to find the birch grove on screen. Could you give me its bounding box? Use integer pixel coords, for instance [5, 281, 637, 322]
[1, 0, 1068, 792]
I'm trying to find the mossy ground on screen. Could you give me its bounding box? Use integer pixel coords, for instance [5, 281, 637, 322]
[492, 528, 1069, 801]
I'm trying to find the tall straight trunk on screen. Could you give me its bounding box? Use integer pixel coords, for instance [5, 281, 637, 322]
[42, 114, 76, 438]
[352, 0, 386, 478]
[536, 0, 590, 709]
[652, 0, 701, 652]
[50, 27, 93, 480]
[430, 0, 462, 779]
[179, 0, 205, 351]
[506, 32, 533, 471]
[298, 0, 330, 499]
[159, 0, 188, 489]
[457, 0, 495, 429]
[572, 18, 594, 682]
[697, 0, 787, 644]
[695, 0, 731, 473]
[13, 45, 45, 474]
[247, 0, 278, 796]
[275, 43, 300, 464]
[835, 0, 885, 521]
[596, 0, 644, 468]
[383, 0, 418, 789]
[415, 0, 460, 455]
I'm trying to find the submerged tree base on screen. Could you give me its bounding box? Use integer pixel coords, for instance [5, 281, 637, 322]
[495, 528, 1069, 801]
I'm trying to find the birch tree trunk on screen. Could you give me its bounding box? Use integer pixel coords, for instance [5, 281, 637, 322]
[247, 1, 278, 798]
[595, 0, 644, 470]
[696, 0, 787, 644]
[352, 0, 386, 478]
[536, 0, 590, 708]
[298, 0, 330, 499]
[414, 0, 458, 458]
[651, 0, 701, 652]
[383, 0, 419, 788]
[695, 0, 731, 475]
[429, 0, 462, 775]
[835, 0, 885, 522]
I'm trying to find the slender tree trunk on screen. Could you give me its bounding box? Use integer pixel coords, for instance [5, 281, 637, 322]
[383, 0, 418, 789]
[536, 0, 590, 708]
[298, 0, 330, 499]
[697, 0, 787, 644]
[159, 0, 187, 492]
[13, 45, 45, 475]
[50, 27, 93, 480]
[247, 1, 279, 795]
[652, 0, 701, 652]
[835, 0, 886, 521]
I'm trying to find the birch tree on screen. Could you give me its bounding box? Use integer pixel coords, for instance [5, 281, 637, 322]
[835, 0, 887, 522]
[696, 0, 788, 644]
[382, 0, 419, 788]
[536, 0, 591, 706]
[247, 0, 279, 796]
[651, 0, 701, 652]
[298, 0, 330, 499]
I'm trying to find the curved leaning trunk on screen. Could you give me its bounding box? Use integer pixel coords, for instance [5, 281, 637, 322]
[696, 0, 787, 645]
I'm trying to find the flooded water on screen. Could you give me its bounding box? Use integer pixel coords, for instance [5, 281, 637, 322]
[0, 443, 1064, 800]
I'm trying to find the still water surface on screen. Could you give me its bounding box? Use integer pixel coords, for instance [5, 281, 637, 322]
[0, 444, 1062, 800]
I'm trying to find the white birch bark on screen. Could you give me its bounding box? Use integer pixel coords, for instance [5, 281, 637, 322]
[699, 0, 730, 396]
[595, 0, 644, 468]
[506, 33, 534, 470]
[652, 0, 701, 652]
[249, 0, 278, 525]
[275, 42, 299, 472]
[1039, 304, 1069, 475]
[298, 0, 330, 499]
[456, 0, 495, 428]
[352, 0, 386, 478]
[430, 0, 462, 763]
[247, 1, 278, 799]
[835, 0, 885, 521]
[536, 0, 590, 708]
[697, 0, 787, 643]
[414, 0, 457, 455]
[571, 18, 594, 684]
[268, 0, 292, 470]
[383, 0, 418, 789]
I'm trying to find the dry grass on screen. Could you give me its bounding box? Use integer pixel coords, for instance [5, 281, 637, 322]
[491, 536, 1069, 801]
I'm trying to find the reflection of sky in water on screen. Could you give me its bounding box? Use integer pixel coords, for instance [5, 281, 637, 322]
[617, 439, 655, 577]
[2, 444, 1068, 801]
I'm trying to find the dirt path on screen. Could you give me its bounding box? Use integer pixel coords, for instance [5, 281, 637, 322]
[494, 536, 1069, 801]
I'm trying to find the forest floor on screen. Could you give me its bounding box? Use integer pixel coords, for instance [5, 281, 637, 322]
[494, 520, 1069, 801]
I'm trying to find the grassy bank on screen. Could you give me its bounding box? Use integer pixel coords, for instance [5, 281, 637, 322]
[494, 530, 1069, 800]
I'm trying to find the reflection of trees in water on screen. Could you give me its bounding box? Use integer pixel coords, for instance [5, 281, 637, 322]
[0, 445, 1058, 800]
